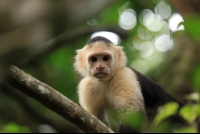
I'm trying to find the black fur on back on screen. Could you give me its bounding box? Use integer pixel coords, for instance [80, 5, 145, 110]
[127, 66, 184, 109]
[117, 67, 187, 133]
[86, 36, 113, 45]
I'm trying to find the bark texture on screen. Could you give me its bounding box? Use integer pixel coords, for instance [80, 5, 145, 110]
[6, 66, 114, 133]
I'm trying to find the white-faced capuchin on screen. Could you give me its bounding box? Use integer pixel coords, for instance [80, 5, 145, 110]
[74, 36, 186, 133]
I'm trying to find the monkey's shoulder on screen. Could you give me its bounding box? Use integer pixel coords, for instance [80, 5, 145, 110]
[109, 67, 142, 97]
[111, 67, 139, 85]
[78, 77, 92, 88]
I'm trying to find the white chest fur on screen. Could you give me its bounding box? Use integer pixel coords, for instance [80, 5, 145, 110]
[78, 67, 145, 116]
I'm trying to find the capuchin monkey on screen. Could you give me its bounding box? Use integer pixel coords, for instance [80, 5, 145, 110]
[74, 36, 185, 133]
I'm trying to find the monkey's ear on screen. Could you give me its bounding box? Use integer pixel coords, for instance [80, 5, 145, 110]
[74, 49, 87, 77]
[116, 46, 127, 67]
[118, 46, 127, 61]
[117, 47, 123, 61]
[76, 50, 83, 66]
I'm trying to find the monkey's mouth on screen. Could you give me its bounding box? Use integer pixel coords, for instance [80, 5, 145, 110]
[93, 72, 109, 79]
[95, 72, 108, 75]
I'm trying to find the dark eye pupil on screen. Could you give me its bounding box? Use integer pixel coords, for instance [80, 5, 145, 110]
[91, 57, 97, 62]
[103, 56, 109, 61]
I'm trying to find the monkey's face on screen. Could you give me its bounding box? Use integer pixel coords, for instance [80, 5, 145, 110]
[74, 37, 127, 79]
[87, 52, 112, 80]
[86, 45, 114, 80]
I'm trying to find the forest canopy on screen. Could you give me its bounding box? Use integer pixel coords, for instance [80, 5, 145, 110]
[0, 0, 199, 133]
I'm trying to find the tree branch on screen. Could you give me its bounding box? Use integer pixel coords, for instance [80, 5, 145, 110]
[6, 66, 114, 133]
[1, 84, 80, 133]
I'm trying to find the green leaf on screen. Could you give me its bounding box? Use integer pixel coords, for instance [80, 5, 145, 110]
[173, 126, 197, 133]
[0, 122, 31, 133]
[153, 102, 179, 126]
[196, 104, 200, 115]
[179, 104, 199, 124]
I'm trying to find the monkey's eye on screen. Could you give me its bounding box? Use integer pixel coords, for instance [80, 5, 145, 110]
[103, 56, 109, 61]
[91, 57, 97, 62]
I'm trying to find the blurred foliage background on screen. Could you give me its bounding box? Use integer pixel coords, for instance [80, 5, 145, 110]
[0, 0, 199, 133]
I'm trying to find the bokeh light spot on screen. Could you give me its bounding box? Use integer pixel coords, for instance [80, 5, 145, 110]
[137, 26, 154, 40]
[155, 34, 174, 52]
[169, 13, 185, 32]
[119, 9, 137, 30]
[155, 1, 171, 19]
[139, 9, 163, 32]
[145, 15, 163, 32]
[139, 41, 154, 59]
[139, 9, 153, 25]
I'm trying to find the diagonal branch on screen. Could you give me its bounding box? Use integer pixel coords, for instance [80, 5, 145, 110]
[6, 66, 114, 133]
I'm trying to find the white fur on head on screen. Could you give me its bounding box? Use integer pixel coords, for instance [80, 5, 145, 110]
[74, 42, 128, 78]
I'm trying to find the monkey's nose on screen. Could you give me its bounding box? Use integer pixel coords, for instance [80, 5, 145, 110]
[96, 66, 106, 70]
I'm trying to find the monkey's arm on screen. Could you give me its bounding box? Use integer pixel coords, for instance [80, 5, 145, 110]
[78, 77, 110, 127]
